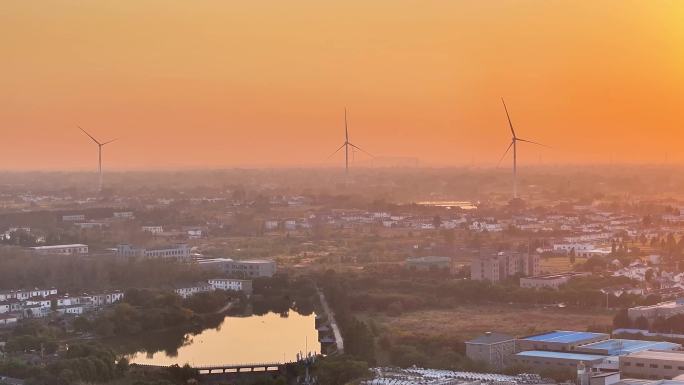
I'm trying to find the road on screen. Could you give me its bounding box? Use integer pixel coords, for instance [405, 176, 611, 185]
[214, 299, 238, 314]
[317, 289, 344, 354]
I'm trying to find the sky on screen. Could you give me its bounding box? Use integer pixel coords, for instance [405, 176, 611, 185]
[2, 1, 684, 170]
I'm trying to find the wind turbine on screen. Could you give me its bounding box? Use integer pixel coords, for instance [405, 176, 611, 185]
[497, 98, 546, 199]
[78, 126, 117, 192]
[328, 108, 373, 174]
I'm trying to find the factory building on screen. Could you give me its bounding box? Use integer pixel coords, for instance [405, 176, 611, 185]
[512, 350, 607, 372]
[197, 258, 277, 278]
[30, 244, 89, 255]
[116, 243, 191, 262]
[520, 272, 590, 290]
[465, 332, 517, 369]
[577, 340, 681, 356]
[471, 251, 539, 282]
[620, 350, 684, 380]
[628, 299, 684, 323]
[517, 331, 609, 352]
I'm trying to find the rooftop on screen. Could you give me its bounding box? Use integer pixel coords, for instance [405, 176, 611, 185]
[624, 350, 684, 361]
[467, 332, 516, 344]
[30, 244, 87, 249]
[630, 299, 684, 310]
[580, 339, 681, 355]
[521, 330, 608, 344]
[521, 272, 587, 280]
[515, 350, 607, 361]
[406, 256, 451, 263]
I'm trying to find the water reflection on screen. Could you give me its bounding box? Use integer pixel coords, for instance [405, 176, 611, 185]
[125, 311, 320, 367]
[415, 200, 477, 209]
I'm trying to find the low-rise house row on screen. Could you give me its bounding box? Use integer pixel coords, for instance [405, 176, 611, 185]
[175, 279, 254, 298]
[174, 283, 214, 299]
[208, 278, 253, 294]
[0, 288, 57, 301]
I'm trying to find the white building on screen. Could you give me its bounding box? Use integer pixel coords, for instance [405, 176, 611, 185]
[198, 258, 277, 278]
[469, 221, 504, 232]
[30, 244, 88, 255]
[520, 272, 590, 290]
[553, 243, 596, 254]
[22, 301, 51, 318]
[56, 305, 85, 315]
[174, 283, 214, 299]
[62, 214, 85, 222]
[142, 226, 164, 234]
[117, 243, 191, 262]
[628, 299, 684, 322]
[264, 220, 279, 231]
[0, 314, 18, 327]
[0, 288, 57, 301]
[208, 279, 253, 294]
[113, 211, 135, 219]
[471, 252, 540, 282]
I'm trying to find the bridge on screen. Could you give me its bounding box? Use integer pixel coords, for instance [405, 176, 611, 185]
[132, 361, 294, 375]
[194, 362, 288, 374]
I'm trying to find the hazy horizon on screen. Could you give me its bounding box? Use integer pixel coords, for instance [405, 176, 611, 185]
[3, 1, 684, 170]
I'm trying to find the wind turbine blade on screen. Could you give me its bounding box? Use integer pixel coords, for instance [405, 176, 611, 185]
[517, 138, 550, 148]
[101, 138, 118, 146]
[78, 125, 102, 145]
[348, 143, 374, 158]
[344, 107, 349, 142]
[327, 143, 346, 159]
[501, 98, 516, 138]
[497, 141, 514, 167]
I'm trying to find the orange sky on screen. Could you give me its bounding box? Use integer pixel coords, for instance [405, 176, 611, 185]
[2, 1, 684, 170]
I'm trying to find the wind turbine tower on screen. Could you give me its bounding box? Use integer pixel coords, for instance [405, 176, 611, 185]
[328, 108, 373, 175]
[498, 98, 545, 199]
[78, 126, 117, 192]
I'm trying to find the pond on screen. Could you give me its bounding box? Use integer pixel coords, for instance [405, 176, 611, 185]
[415, 200, 477, 210]
[125, 311, 320, 367]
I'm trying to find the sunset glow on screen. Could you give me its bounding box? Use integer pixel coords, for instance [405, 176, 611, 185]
[3, 1, 684, 169]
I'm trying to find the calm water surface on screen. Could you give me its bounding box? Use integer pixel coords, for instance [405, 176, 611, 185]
[126, 312, 320, 367]
[415, 200, 477, 210]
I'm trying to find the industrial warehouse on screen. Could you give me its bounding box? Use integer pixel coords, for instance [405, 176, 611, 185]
[466, 330, 684, 381]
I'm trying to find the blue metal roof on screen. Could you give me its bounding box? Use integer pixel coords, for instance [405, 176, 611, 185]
[580, 339, 681, 355]
[516, 350, 607, 361]
[522, 331, 606, 343]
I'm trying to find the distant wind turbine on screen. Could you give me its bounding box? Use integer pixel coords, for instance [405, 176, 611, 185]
[78, 126, 117, 192]
[497, 98, 546, 199]
[328, 108, 373, 174]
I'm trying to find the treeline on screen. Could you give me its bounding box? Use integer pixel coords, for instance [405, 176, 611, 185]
[2, 321, 60, 356]
[614, 309, 684, 334]
[317, 268, 654, 373]
[319, 269, 489, 372]
[251, 274, 318, 316]
[75, 289, 231, 337]
[319, 270, 376, 365]
[0, 253, 209, 291]
[336, 267, 649, 313]
[0, 343, 197, 385]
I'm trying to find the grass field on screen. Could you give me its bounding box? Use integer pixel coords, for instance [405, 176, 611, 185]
[363, 304, 614, 341]
[539, 256, 588, 274]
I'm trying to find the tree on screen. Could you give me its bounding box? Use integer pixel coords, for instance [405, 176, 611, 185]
[73, 316, 92, 332]
[635, 316, 650, 330]
[314, 356, 369, 385]
[432, 216, 442, 229]
[613, 309, 631, 328]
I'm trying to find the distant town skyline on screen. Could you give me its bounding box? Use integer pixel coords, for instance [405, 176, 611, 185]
[3, 1, 684, 170]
